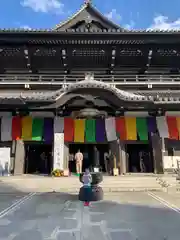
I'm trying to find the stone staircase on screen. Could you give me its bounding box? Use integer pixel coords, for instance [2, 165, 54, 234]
[0, 175, 165, 193]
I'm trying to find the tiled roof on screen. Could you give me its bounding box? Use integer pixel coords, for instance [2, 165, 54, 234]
[131, 90, 180, 103]
[0, 28, 179, 33]
[0, 91, 54, 101]
[1, 89, 180, 104]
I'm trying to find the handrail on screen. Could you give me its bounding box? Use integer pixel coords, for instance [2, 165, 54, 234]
[0, 74, 179, 83]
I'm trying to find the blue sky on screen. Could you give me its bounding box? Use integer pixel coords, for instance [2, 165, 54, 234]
[1, 0, 180, 30]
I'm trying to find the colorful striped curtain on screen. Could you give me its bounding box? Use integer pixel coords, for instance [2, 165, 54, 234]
[12, 116, 21, 140]
[105, 117, 117, 141]
[43, 118, 53, 143]
[96, 119, 106, 142]
[32, 118, 44, 141]
[85, 119, 96, 142]
[116, 117, 126, 140]
[176, 117, 180, 139]
[136, 117, 148, 140]
[21, 116, 32, 140]
[74, 119, 85, 143]
[1, 117, 12, 141]
[54, 117, 64, 133]
[156, 117, 169, 138]
[64, 118, 74, 142]
[166, 116, 179, 140]
[125, 117, 137, 140]
[147, 117, 157, 134]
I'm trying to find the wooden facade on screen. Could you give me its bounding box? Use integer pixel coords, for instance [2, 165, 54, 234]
[0, 1, 180, 175]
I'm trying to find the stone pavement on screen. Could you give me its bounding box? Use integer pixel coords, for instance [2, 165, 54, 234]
[0, 190, 180, 239]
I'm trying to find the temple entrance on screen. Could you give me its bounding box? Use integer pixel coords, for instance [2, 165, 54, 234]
[24, 143, 53, 175]
[126, 142, 154, 173]
[69, 143, 109, 173]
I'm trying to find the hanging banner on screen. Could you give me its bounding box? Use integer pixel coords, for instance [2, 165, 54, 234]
[21, 116, 32, 140]
[74, 119, 85, 143]
[105, 117, 117, 141]
[136, 118, 148, 140]
[115, 117, 126, 140]
[156, 117, 169, 138]
[44, 118, 53, 143]
[147, 117, 157, 134]
[12, 116, 21, 140]
[166, 116, 179, 140]
[54, 117, 64, 133]
[1, 117, 12, 141]
[125, 117, 137, 140]
[64, 118, 74, 142]
[96, 119, 106, 142]
[85, 119, 96, 142]
[0, 147, 11, 175]
[53, 133, 64, 170]
[32, 118, 44, 141]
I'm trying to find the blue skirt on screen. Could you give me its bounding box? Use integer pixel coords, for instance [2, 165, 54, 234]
[83, 186, 92, 202]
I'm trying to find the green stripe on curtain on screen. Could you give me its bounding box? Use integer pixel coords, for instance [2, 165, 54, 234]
[136, 118, 148, 140]
[32, 118, 44, 141]
[85, 119, 96, 142]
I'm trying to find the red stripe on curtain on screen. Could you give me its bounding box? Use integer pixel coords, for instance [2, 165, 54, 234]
[166, 116, 179, 140]
[64, 118, 74, 142]
[115, 117, 127, 140]
[12, 116, 22, 140]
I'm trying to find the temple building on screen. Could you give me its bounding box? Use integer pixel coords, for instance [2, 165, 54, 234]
[0, 1, 180, 175]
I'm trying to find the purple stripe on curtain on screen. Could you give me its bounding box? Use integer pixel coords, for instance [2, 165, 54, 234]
[147, 117, 157, 133]
[44, 118, 53, 143]
[96, 119, 106, 142]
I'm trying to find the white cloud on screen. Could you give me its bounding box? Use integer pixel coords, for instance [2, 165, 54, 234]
[105, 9, 121, 22]
[21, 0, 64, 14]
[149, 15, 180, 30]
[20, 25, 32, 30]
[124, 20, 135, 30]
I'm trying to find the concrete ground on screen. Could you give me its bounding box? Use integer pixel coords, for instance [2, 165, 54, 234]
[0, 188, 180, 239]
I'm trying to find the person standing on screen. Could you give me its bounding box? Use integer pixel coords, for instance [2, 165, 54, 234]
[82, 168, 92, 206]
[40, 151, 48, 174]
[93, 146, 100, 171]
[139, 151, 146, 173]
[68, 153, 74, 174]
[75, 149, 83, 174]
[104, 151, 110, 174]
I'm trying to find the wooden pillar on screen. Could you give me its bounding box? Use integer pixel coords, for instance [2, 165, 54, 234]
[119, 142, 127, 174]
[64, 143, 69, 170]
[151, 133, 164, 174]
[14, 140, 25, 175]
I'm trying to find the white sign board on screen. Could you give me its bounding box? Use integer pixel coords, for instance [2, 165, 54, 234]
[163, 156, 180, 169]
[53, 133, 64, 170]
[0, 147, 11, 175]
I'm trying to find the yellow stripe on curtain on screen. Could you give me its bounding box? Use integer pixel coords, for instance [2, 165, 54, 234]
[176, 117, 180, 139]
[74, 119, 85, 143]
[21, 116, 32, 140]
[125, 117, 137, 140]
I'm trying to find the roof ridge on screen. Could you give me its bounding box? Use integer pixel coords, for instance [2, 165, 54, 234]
[53, 2, 87, 30]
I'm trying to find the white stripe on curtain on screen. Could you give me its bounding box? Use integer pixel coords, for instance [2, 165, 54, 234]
[156, 116, 169, 138]
[105, 117, 117, 141]
[1, 117, 12, 141]
[54, 117, 64, 133]
[53, 133, 64, 170]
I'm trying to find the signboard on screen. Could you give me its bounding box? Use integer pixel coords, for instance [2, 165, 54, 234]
[163, 156, 180, 169]
[0, 147, 11, 175]
[53, 133, 64, 170]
